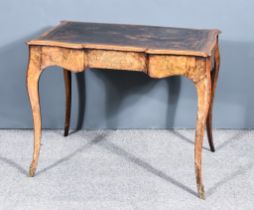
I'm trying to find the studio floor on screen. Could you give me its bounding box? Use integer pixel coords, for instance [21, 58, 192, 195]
[0, 129, 253, 210]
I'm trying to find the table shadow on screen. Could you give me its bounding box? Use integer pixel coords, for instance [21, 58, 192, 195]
[0, 155, 27, 175]
[36, 132, 107, 176]
[0, 130, 249, 199]
[206, 161, 254, 197]
[92, 69, 156, 129]
[215, 130, 248, 151]
[172, 130, 210, 151]
[90, 70, 182, 129]
[166, 76, 181, 128]
[98, 139, 197, 197]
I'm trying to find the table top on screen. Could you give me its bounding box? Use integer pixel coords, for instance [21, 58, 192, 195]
[28, 21, 220, 57]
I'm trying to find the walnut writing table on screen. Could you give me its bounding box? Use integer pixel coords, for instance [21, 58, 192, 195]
[26, 21, 220, 199]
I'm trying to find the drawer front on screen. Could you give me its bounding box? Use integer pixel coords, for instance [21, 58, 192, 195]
[87, 50, 146, 72]
[148, 55, 206, 82]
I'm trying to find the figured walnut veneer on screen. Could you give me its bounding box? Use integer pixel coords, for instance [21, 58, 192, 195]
[26, 21, 221, 200]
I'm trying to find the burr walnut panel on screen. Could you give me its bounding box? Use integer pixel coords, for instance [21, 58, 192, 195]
[148, 55, 206, 83]
[87, 50, 146, 72]
[31, 46, 208, 82]
[40, 46, 86, 72]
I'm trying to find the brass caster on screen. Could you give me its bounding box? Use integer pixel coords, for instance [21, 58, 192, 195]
[198, 185, 206, 200]
[28, 166, 36, 177]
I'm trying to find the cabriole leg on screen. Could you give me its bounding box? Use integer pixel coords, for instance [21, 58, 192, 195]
[27, 46, 43, 177]
[194, 67, 212, 199]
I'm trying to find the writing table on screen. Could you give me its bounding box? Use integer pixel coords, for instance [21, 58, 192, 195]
[26, 21, 221, 199]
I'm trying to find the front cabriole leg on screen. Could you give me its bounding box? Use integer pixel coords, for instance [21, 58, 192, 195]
[148, 54, 212, 199]
[26, 46, 86, 176]
[26, 46, 44, 177]
[194, 59, 212, 199]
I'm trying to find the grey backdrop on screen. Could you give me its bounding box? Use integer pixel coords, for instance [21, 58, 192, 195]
[0, 0, 254, 129]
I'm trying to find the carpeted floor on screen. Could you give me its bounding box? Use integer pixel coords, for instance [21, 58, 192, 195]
[0, 129, 254, 210]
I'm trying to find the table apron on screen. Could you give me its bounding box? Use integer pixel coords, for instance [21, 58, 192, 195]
[38, 46, 208, 82]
